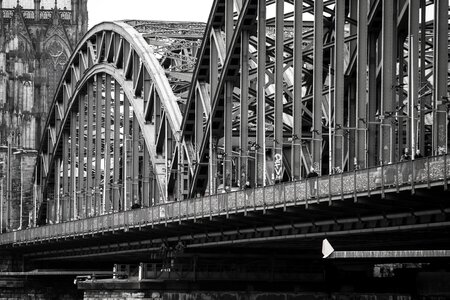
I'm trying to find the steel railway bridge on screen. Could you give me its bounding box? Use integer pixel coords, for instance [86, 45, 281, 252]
[1, 0, 450, 297]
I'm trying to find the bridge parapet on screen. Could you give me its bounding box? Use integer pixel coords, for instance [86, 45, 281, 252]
[1, 154, 449, 247]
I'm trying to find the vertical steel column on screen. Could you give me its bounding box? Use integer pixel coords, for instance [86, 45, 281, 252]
[113, 81, 121, 211]
[95, 75, 103, 215]
[70, 111, 77, 220]
[409, 0, 419, 157]
[194, 89, 203, 162]
[194, 88, 203, 195]
[240, 30, 249, 185]
[132, 113, 139, 203]
[356, 0, 368, 168]
[104, 74, 112, 212]
[123, 94, 130, 209]
[367, 34, 378, 167]
[142, 146, 150, 207]
[225, 0, 233, 50]
[418, 0, 426, 153]
[433, 0, 448, 153]
[313, 0, 323, 171]
[223, 82, 233, 190]
[209, 32, 219, 194]
[334, 0, 345, 170]
[256, 0, 266, 186]
[86, 80, 94, 216]
[274, 0, 284, 182]
[398, 34, 406, 159]
[62, 132, 69, 222]
[292, 0, 303, 180]
[54, 158, 61, 223]
[381, 0, 396, 164]
[223, 0, 234, 190]
[78, 96, 85, 218]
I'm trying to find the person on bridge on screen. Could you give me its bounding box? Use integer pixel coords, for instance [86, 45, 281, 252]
[415, 149, 425, 181]
[131, 196, 141, 209]
[306, 167, 319, 197]
[400, 148, 412, 183]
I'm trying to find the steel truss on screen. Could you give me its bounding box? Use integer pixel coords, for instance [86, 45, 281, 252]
[36, 21, 204, 223]
[182, 0, 450, 198]
[36, 0, 450, 221]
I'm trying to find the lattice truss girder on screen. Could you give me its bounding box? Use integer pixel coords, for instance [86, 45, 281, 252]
[181, 0, 450, 197]
[37, 21, 203, 222]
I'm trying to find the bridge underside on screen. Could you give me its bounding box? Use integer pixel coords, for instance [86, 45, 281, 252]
[8, 183, 450, 273]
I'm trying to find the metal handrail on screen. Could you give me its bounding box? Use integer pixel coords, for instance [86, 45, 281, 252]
[1, 154, 449, 245]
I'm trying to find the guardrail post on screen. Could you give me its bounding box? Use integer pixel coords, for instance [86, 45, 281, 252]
[381, 164, 385, 199]
[209, 195, 212, 220]
[235, 191, 238, 214]
[411, 159, 415, 194]
[328, 174, 331, 205]
[226, 193, 229, 218]
[353, 168, 357, 203]
[293, 180, 297, 206]
[178, 200, 181, 225]
[427, 157, 430, 188]
[194, 198, 197, 222]
[151, 206, 154, 228]
[444, 154, 448, 190]
[395, 163, 399, 193]
[273, 184, 276, 209]
[253, 188, 256, 211]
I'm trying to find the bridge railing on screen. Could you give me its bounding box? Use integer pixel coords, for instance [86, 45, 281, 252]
[1, 154, 449, 245]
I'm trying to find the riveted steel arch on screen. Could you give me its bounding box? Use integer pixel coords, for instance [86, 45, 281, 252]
[36, 21, 201, 222]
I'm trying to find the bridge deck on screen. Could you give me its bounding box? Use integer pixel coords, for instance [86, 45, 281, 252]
[1, 155, 449, 247]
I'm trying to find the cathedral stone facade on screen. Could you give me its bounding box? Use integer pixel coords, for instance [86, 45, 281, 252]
[0, 0, 87, 231]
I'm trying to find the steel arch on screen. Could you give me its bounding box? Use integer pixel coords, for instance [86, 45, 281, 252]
[37, 21, 202, 222]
